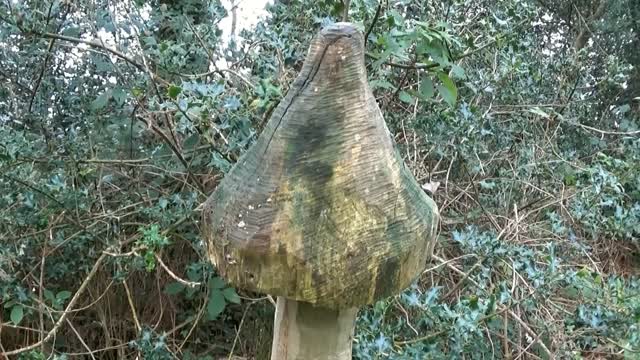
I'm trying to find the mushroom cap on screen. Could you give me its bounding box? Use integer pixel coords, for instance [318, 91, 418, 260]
[202, 22, 439, 309]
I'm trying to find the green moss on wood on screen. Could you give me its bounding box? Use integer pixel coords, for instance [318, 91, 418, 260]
[202, 23, 439, 309]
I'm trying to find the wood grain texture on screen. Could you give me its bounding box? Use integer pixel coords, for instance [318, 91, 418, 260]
[270, 296, 357, 360]
[202, 22, 439, 309]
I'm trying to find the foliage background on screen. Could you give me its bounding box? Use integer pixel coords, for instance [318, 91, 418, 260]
[0, 0, 639, 359]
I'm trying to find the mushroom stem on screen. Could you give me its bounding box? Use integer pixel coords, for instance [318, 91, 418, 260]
[271, 297, 358, 360]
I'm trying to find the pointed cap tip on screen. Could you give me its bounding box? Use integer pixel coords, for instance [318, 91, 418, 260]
[320, 22, 361, 39]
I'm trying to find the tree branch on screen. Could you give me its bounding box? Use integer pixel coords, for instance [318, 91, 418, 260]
[28, 37, 56, 112]
[364, 0, 384, 46]
[342, 0, 351, 22]
[38, 32, 146, 73]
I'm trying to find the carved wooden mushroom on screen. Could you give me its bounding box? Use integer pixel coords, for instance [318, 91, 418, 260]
[202, 22, 439, 359]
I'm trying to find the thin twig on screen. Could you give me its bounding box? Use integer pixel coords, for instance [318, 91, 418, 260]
[66, 319, 97, 360]
[508, 309, 554, 359]
[442, 258, 483, 299]
[123, 279, 142, 334]
[155, 254, 202, 288]
[364, 0, 384, 46]
[178, 291, 209, 351]
[28, 37, 56, 112]
[422, 254, 478, 274]
[227, 302, 254, 360]
[38, 227, 50, 353]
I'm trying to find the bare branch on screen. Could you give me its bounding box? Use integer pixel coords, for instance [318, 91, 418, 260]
[39, 32, 146, 73]
[364, 0, 384, 46]
[154, 253, 202, 288]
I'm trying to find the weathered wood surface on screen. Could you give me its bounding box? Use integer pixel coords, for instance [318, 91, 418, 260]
[202, 23, 439, 309]
[270, 296, 357, 360]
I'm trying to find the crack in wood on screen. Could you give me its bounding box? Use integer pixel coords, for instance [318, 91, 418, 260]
[258, 35, 348, 165]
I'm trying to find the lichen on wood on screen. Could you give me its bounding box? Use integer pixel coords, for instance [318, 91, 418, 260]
[202, 23, 439, 309]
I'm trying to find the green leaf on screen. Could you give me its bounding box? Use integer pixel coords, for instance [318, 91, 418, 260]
[222, 287, 241, 304]
[419, 75, 434, 99]
[450, 64, 466, 79]
[62, 26, 82, 38]
[10, 305, 24, 325]
[398, 91, 414, 104]
[144, 251, 156, 272]
[183, 134, 200, 151]
[369, 79, 395, 91]
[564, 174, 577, 186]
[44, 289, 55, 302]
[56, 290, 72, 301]
[371, 49, 393, 69]
[330, 1, 344, 17]
[209, 152, 232, 173]
[167, 85, 182, 100]
[131, 87, 144, 97]
[206, 289, 226, 320]
[469, 295, 479, 310]
[208, 276, 226, 290]
[3, 300, 15, 309]
[164, 282, 185, 295]
[112, 88, 126, 106]
[437, 72, 457, 106]
[576, 268, 589, 278]
[91, 91, 111, 111]
[479, 180, 496, 190]
[485, 295, 496, 315]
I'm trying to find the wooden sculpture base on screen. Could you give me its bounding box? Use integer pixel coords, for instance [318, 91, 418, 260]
[270, 297, 358, 360]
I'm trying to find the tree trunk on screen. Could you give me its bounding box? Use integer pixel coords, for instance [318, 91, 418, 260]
[270, 297, 358, 360]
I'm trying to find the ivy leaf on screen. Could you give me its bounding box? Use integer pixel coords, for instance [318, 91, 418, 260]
[222, 287, 241, 304]
[208, 276, 226, 290]
[11, 305, 24, 325]
[164, 282, 185, 295]
[207, 289, 226, 320]
[209, 152, 232, 173]
[437, 72, 458, 106]
[56, 291, 72, 301]
[44, 289, 55, 302]
[91, 91, 111, 111]
[398, 91, 414, 104]
[183, 134, 200, 150]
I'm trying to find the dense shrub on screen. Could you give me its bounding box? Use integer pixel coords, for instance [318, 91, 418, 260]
[1, 0, 638, 358]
